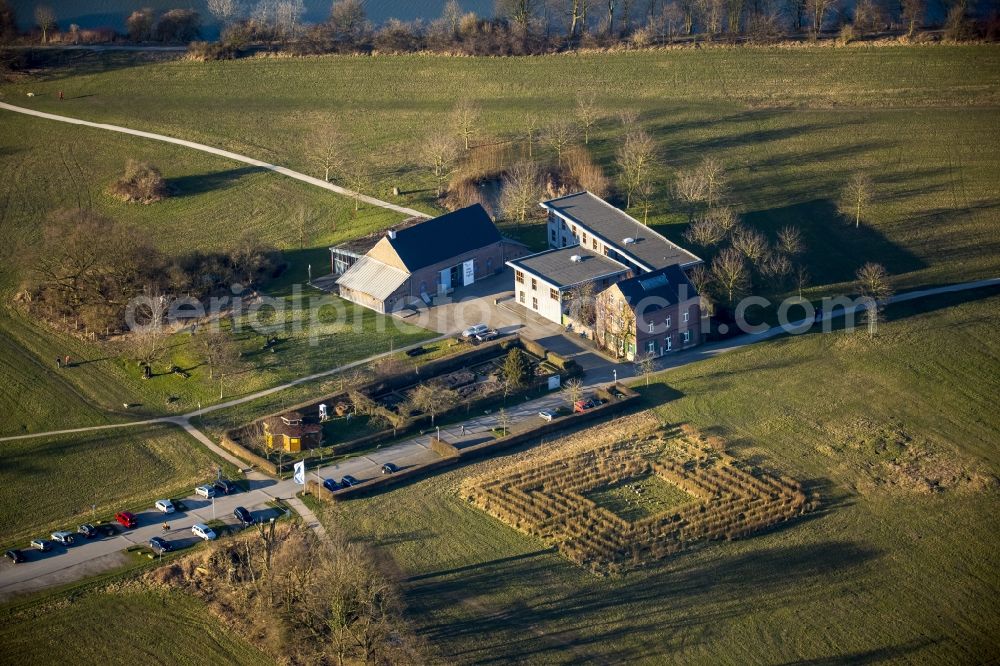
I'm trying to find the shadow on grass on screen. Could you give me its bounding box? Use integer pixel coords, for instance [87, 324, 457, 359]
[166, 166, 267, 197]
[742, 199, 927, 285]
[406, 540, 880, 663]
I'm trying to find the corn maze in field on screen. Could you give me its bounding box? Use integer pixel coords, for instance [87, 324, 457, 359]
[462, 421, 813, 573]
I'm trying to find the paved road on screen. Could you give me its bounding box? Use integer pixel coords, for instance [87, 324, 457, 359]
[0, 102, 426, 218]
[1, 279, 996, 598]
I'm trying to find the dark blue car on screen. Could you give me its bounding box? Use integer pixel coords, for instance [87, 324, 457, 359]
[322, 478, 341, 492]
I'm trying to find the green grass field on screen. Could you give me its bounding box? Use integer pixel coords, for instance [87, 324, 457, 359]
[586, 473, 696, 522]
[0, 112, 436, 434]
[0, 424, 234, 547]
[0, 46, 997, 434]
[0, 588, 269, 665]
[322, 290, 1000, 664]
[4, 47, 997, 296]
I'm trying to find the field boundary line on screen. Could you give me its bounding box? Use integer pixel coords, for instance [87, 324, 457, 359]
[0, 101, 426, 218]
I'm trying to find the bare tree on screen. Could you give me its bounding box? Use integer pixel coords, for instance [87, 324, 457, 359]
[420, 133, 460, 197]
[616, 128, 656, 208]
[697, 157, 728, 208]
[306, 124, 342, 183]
[339, 155, 372, 212]
[541, 120, 579, 167]
[687, 263, 712, 296]
[634, 352, 657, 386]
[856, 262, 893, 338]
[684, 214, 725, 248]
[794, 264, 810, 299]
[760, 251, 792, 287]
[707, 205, 739, 235]
[777, 225, 804, 256]
[523, 113, 541, 159]
[634, 179, 658, 225]
[193, 328, 241, 381]
[805, 0, 835, 34]
[726, 0, 745, 33]
[674, 168, 707, 222]
[711, 247, 750, 305]
[34, 5, 55, 43]
[450, 100, 481, 151]
[562, 378, 584, 407]
[575, 94, 601, 144]
[407, 381, 458, 426]
[566, 0, 591, 39]
[901, 0, 924, 36]
[499, 161, 543, 224]
[496, 407, 513, 436]
[840, 172, 874, 228]
[730, 225, 769, 265]
[442, 0, 462, 35]
[207, 0, 243, 26]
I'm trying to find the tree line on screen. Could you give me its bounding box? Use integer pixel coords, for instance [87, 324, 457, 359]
[2, 0, 992, 51]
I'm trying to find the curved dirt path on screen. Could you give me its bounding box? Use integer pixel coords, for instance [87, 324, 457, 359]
[0, 101, 426, 218]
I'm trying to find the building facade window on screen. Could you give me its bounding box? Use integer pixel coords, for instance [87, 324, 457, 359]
[582, 232, 588, 244]
[515, 271, 524, 284]
[648, 321, 655, 333]
[561, 238, 568, 247]
[531, 278, 537, 290]
[532, 296, 538, 310]
[550, 228, 556, 242]
[683, 311, 690, 323]
[519, 291, 525, 304]
[647, 340, 656, 354]
[592, 238, 598, 250]
[665, 335, 672, 351]
[550, 288, 559, 301]
[683, 330, 691, 343]
[665, 315, 671, 328]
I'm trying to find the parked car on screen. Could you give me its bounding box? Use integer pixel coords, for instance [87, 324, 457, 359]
[191, 524, 217, 541]
[475, 329, 499, 343]
[5, 549, 25, 564]
[29, 539, 50, 552]
[98, 523, 118, 537]
[341, 475, 359, 487]
[233, 506, 254, 526]
[50, 531, 75, 545]
[381, 462, 398, 474]
[115, 511, 137, 529]
[573, 399, 596, 414]
[149, 536, 172, 554]
[405, 346, 427, 357]
[538, 410, 556, 421]
[195, 485, 216, 499]
[322, 478, 341, 492]
[461, 323, 489, 338]
[154, 499, 175, 514]
[78, 524, 98, 539]
[214, 478, 236, 495]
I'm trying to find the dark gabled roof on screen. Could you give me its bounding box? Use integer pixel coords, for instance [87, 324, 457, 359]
[387, 204, 502, 272]
[540, 191, 701, 271]
[329, 215, 428, 256]
[614, 264, 698, 309]
[507, 246, 631, 289]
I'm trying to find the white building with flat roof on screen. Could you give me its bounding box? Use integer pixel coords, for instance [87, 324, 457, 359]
[506, 246, 632, 326]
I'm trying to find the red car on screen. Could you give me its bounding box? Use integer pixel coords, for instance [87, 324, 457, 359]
[115, 511, 137, 529]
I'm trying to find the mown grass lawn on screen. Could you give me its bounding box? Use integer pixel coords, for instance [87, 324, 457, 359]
[0, 588, 270, 666]
[0, 424, 235, 547]
[323, 289, 1000, 664]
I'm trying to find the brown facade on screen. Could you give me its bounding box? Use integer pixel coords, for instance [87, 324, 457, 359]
[595, 287, 701, 361]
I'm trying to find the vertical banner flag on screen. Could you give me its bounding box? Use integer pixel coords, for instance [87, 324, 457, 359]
[293, 460, 306, 485]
